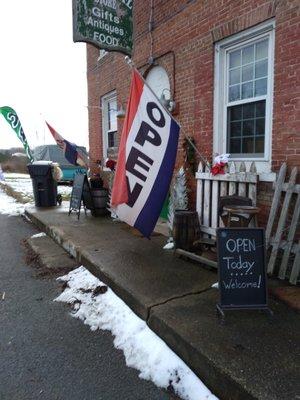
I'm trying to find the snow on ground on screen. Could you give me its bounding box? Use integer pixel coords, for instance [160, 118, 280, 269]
[3, 173, 30, 179]
[31, 232, 47, 238]
[2, 174, 33, 202]
[0, 188, 28, 216]
[0, 174, 217, 399]
[3, 173, 72, 201]
[55, 267, 218, 400]
[58, 186, 73, 197]
[0, 183, 71, 217]
[0, 173, 72, 215]
[163, 241, 174, 250]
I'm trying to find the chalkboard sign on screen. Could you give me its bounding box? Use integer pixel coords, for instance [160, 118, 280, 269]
[69, 173, 94, 219]
[217, 228, 268, 313]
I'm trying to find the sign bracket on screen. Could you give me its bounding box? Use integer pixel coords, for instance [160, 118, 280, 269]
[68, 199, 87, 220]
[216, 303, 274, 321]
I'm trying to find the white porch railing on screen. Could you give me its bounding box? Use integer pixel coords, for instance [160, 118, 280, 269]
[196, 161, 258, 237]
[266, 163, 300, 285]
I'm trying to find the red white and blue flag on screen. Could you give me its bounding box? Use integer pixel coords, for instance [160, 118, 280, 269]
[45, 121, 88, 168]
[111, 69, 180, 238]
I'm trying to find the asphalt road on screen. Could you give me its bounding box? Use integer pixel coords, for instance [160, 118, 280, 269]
[0, 213, 174, 400]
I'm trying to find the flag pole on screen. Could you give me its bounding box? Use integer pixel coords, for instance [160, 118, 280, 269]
[124, 57, 211, 170]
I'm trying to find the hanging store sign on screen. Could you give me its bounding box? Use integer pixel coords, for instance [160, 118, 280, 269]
[72, 0, 133, 55]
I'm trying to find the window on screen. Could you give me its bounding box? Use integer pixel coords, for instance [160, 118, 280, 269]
[102, 92, 117, 159]
[214, 21, 275, 172]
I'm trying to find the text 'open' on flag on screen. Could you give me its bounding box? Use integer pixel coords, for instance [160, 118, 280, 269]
[111, 69, 180, 238]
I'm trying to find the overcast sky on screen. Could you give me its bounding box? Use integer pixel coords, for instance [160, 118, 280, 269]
[0, 1, 89, 150]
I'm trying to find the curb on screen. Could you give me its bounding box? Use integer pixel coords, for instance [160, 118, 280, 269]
[25, 235, 78, 276]
[24, 208, 300, 400]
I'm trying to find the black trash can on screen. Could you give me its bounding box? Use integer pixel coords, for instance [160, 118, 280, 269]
[27, 161, 57, 207]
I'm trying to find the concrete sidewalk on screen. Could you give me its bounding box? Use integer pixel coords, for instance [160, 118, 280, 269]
[25, 204, 300, 400]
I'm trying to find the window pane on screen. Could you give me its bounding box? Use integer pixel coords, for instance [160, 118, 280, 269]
[229, 68, 240, 85]
[255, 101, 266, 117]
[255, 59, 268, 78]
[255, 118, 265, 135]
[229, 84, 240, 101]
[230, 138, 241, 153]
[108, 99, 117, 131]
[242, 137, 254, 153]
[243, 103, 255, 119]
[229, 50, 241, 68]
[230, 105, 242, 120]
[256, 40, 268, 60]
[108, 131, 116, 148]
[242, 64, 253, 82]
[225, 35, 270, 157]
[243, 120, 254, 136]
[227, 101, 266, 156]
[255, 78, 267, 96]
[242, 82, 253, 99]
[230, 121, 242, 137]
[228, 39, 269, 104]
[255, 137, 265, 153]
[242, 45, 254, 65]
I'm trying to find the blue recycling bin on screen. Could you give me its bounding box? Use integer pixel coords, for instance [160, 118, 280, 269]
[27, 161, 57, 207]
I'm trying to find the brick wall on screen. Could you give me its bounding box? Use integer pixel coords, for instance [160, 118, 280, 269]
[87, 0, 300, 222]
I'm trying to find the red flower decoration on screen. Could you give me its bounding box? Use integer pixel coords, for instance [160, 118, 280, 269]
[106, 159, 116, 171]
[211, 162, 226, 176]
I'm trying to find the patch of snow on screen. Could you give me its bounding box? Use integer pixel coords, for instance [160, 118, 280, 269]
[31, 232, 47, 238]
[3, 173, 72, 199]
[1, 178, 33, 200]
[57, 185, 73, 197]
[0, 188, 28, 216]
[55, 267, 218, 400]
[163, 242, 174, 250]
[211, 282, 219, 289]
[4, 173, 30, 179]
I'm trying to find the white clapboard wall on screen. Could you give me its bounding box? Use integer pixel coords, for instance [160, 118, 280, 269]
[196, 161, 258, 237]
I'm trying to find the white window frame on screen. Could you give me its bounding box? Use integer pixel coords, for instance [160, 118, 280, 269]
[101, 91, 117, 161]
[213, 20, 275, 179]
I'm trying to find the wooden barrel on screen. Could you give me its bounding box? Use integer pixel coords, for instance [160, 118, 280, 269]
[173, 210, 200, 251]
[91, 188, 109, 217]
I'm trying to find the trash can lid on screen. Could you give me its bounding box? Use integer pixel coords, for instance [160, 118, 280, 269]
[30, 161, 53, 165]
[27, 161, 54, 177]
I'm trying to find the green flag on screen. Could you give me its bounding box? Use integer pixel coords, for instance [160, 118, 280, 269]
[0, 106, 33, 162]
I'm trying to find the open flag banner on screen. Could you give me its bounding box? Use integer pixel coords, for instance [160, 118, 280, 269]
[0, 106, 33, 162]
[45, 122, 88, 168]
[111, 69, 180, 238]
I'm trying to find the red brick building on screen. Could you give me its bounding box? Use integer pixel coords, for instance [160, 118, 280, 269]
[86, 0, 299, 224]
